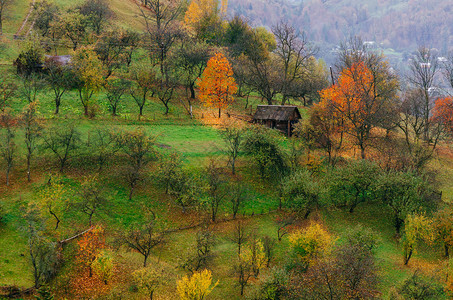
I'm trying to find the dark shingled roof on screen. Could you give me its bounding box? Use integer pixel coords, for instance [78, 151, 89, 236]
[253, 105, 301, 121]
[44, 55, 72, 66]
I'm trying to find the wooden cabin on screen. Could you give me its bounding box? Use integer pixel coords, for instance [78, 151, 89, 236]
[253, 105, 301, 137]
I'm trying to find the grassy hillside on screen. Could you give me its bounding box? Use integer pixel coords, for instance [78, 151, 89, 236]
[0, 0, 452, 299]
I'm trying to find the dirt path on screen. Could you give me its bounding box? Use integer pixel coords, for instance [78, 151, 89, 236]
[14, 0, 36, 39]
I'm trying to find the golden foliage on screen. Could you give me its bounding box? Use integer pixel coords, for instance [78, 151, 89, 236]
[289, 222, 334, 264]
[176, 269, 218, 300]
[198, 52, 237, 117]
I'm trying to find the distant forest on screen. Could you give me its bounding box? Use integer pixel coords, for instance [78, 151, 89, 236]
[228, 0, 453, 54]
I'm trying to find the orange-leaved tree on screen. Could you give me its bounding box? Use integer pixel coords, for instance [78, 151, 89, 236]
[77, 225, 105, 277]
[198, 52, 237, 118]
[319, 61, 396, 159]
[432, 96, 453, 136]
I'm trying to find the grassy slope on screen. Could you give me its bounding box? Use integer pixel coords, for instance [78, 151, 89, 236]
[1, 1, 453, 298]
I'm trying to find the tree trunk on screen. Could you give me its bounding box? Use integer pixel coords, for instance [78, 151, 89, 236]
[139, 106, 144, 118]
[404, 246, 413, 265]
[395, 215, 403, 235]
[55, 98, 61, 114]
[349, 202, 357, 213]
[129, 184, 134, 201]
[445, 244, 449, 258]
[218, 107, 221, 118]
[190, 83, 196, 99]
[27, 153, 31, 182]
[143, 255, 148, 267]
[84, 105, 89, 116]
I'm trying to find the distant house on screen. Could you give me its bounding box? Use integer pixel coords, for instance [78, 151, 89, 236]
[44, 55, 72, 66]
[253, 105, 301, 137]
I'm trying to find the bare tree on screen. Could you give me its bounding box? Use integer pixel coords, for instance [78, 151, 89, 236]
[231, 221, 249, 255]
[407, 46, 439, 141]
[74, 175, 108, 226]
[43, 57, 74, 114]
[120, 210, 164, 267]
[115, 128, 155, 200]
[105, 78, 131, 116]
[205, 161, 226, 222]
[0, 109, 16, 186]
[229, 183, 248, 219]
[220, 124, 244, 175]
[21, 102, 43, 182]
[137, 0, 183, 81]
[18, 73, 45, 104]
[78, 0, 114, 35]
[272, 22, 316, 105]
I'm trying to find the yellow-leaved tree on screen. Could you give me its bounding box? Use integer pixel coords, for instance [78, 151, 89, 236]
[289, 222, 334, 269]
[176, 269, 218, 300]
[198, 52, 237, 118]
[184, 0, 228, 39]
[72, 46, 105, 116]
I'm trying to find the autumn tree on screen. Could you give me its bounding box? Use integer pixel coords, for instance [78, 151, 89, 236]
[288, 222, 334, 271]
[184, 0, 226, 42]
[229, 183, 248, 219]
[18, 72, 45, 104]
[177, 269, 218, 300]
[168, 169, 203, 213]
[33, 0, 60, 37]
[198, 52, 237, 118]
[231, 221, 249, 255]
[38, 178, 67, 230]
[320, 61, 398, 159]
[72, 46, 105, 116]
[432, 97, 453, 137]
[133, 263, 167, 300]
[77, 226, 105, 277]
[0, 109, 16, 186]
[243, 232, 266, 277]
[0, 76, 16, 111]
[298, 100, 345, 166]
[402, 213, 433, 265]
[91, 250, 114, 285]
[114, 128, 155, 200]
[21, 102, 43, 182]
[433, 208, 453, 257]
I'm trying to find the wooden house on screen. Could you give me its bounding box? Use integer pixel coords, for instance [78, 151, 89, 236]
[253, 105, 301, 137]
